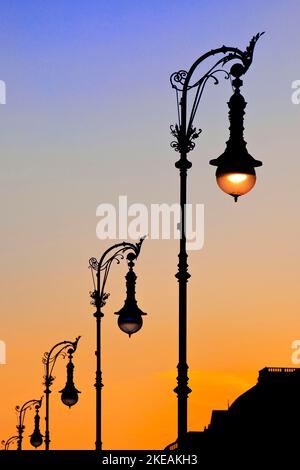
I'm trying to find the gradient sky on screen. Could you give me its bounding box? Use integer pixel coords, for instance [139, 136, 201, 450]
[1, 0, 300, 450]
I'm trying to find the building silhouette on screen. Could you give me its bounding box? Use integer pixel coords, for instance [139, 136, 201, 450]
[166, 367, 300, 464]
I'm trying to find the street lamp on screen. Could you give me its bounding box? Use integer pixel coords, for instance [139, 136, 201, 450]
[42, 336, 81, 450]
[170, 33, 264, 447]
[115, 252, 146, 336]
[1, 436, 19, 450]
[29, 404, 44, 449]
[59, 348, 81, 407]
[14, 397, 43, 450]
[89, 237, 146, 451]
[209, 61, 262, 201]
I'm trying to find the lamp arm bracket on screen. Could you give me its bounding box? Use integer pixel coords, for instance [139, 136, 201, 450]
[170, 33, 264, 155]
[42, 337, 81, 387]
[89, 237, 146, 309]
[15, 397, 43, 434]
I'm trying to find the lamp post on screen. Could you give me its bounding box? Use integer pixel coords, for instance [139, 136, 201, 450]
[15, 397, 43, 450]
[42, 336, 81, 450]
[1, 436, 19, 450]
[29, 403, 44, 449]
[89, 237, 146, 451]
[170, 33, 264, 447]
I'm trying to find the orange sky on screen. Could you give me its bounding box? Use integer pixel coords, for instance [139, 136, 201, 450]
[1, 218, 299, 449]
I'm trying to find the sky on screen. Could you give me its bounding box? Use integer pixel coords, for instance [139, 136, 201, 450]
[0, 0, 300, 450]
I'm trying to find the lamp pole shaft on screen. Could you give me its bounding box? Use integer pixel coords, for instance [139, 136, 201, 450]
[45, 371, 50, 450]
[174, 75, 192, 446]
[95, 272, 103, 451]
[175, 156, 191, 446]
[16, 425, 23, 451]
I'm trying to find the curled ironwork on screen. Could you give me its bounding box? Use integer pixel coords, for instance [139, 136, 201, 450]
[89, 237, 146, 310]
[1, 435, 19, 450]
[170, 33, 264, 155]
[170, 69, 188, 91]
[43, 337, 80, 387]
[89, 257, 99, 271]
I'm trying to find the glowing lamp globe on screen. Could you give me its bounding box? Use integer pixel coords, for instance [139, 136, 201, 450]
[216, 164, 257, 202]
[209, 66, 262, 202]
[118, 313, 143, 337]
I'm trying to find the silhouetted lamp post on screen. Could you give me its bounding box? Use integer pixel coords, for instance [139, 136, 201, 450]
[29, 404, 44, 449]
[170, 33, 264, 446]
[15, 397, 43, 450]
[1, 436, 19, 450]
[42, 337, 81, 450]
[89, 237, 146, 451]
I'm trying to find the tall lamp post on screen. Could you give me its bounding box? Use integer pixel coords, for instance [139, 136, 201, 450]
[15, 397, 43, 450]
[42, 336, 81, 450]
[89, 237, 146, 451]
[170, 33, 264, 447]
